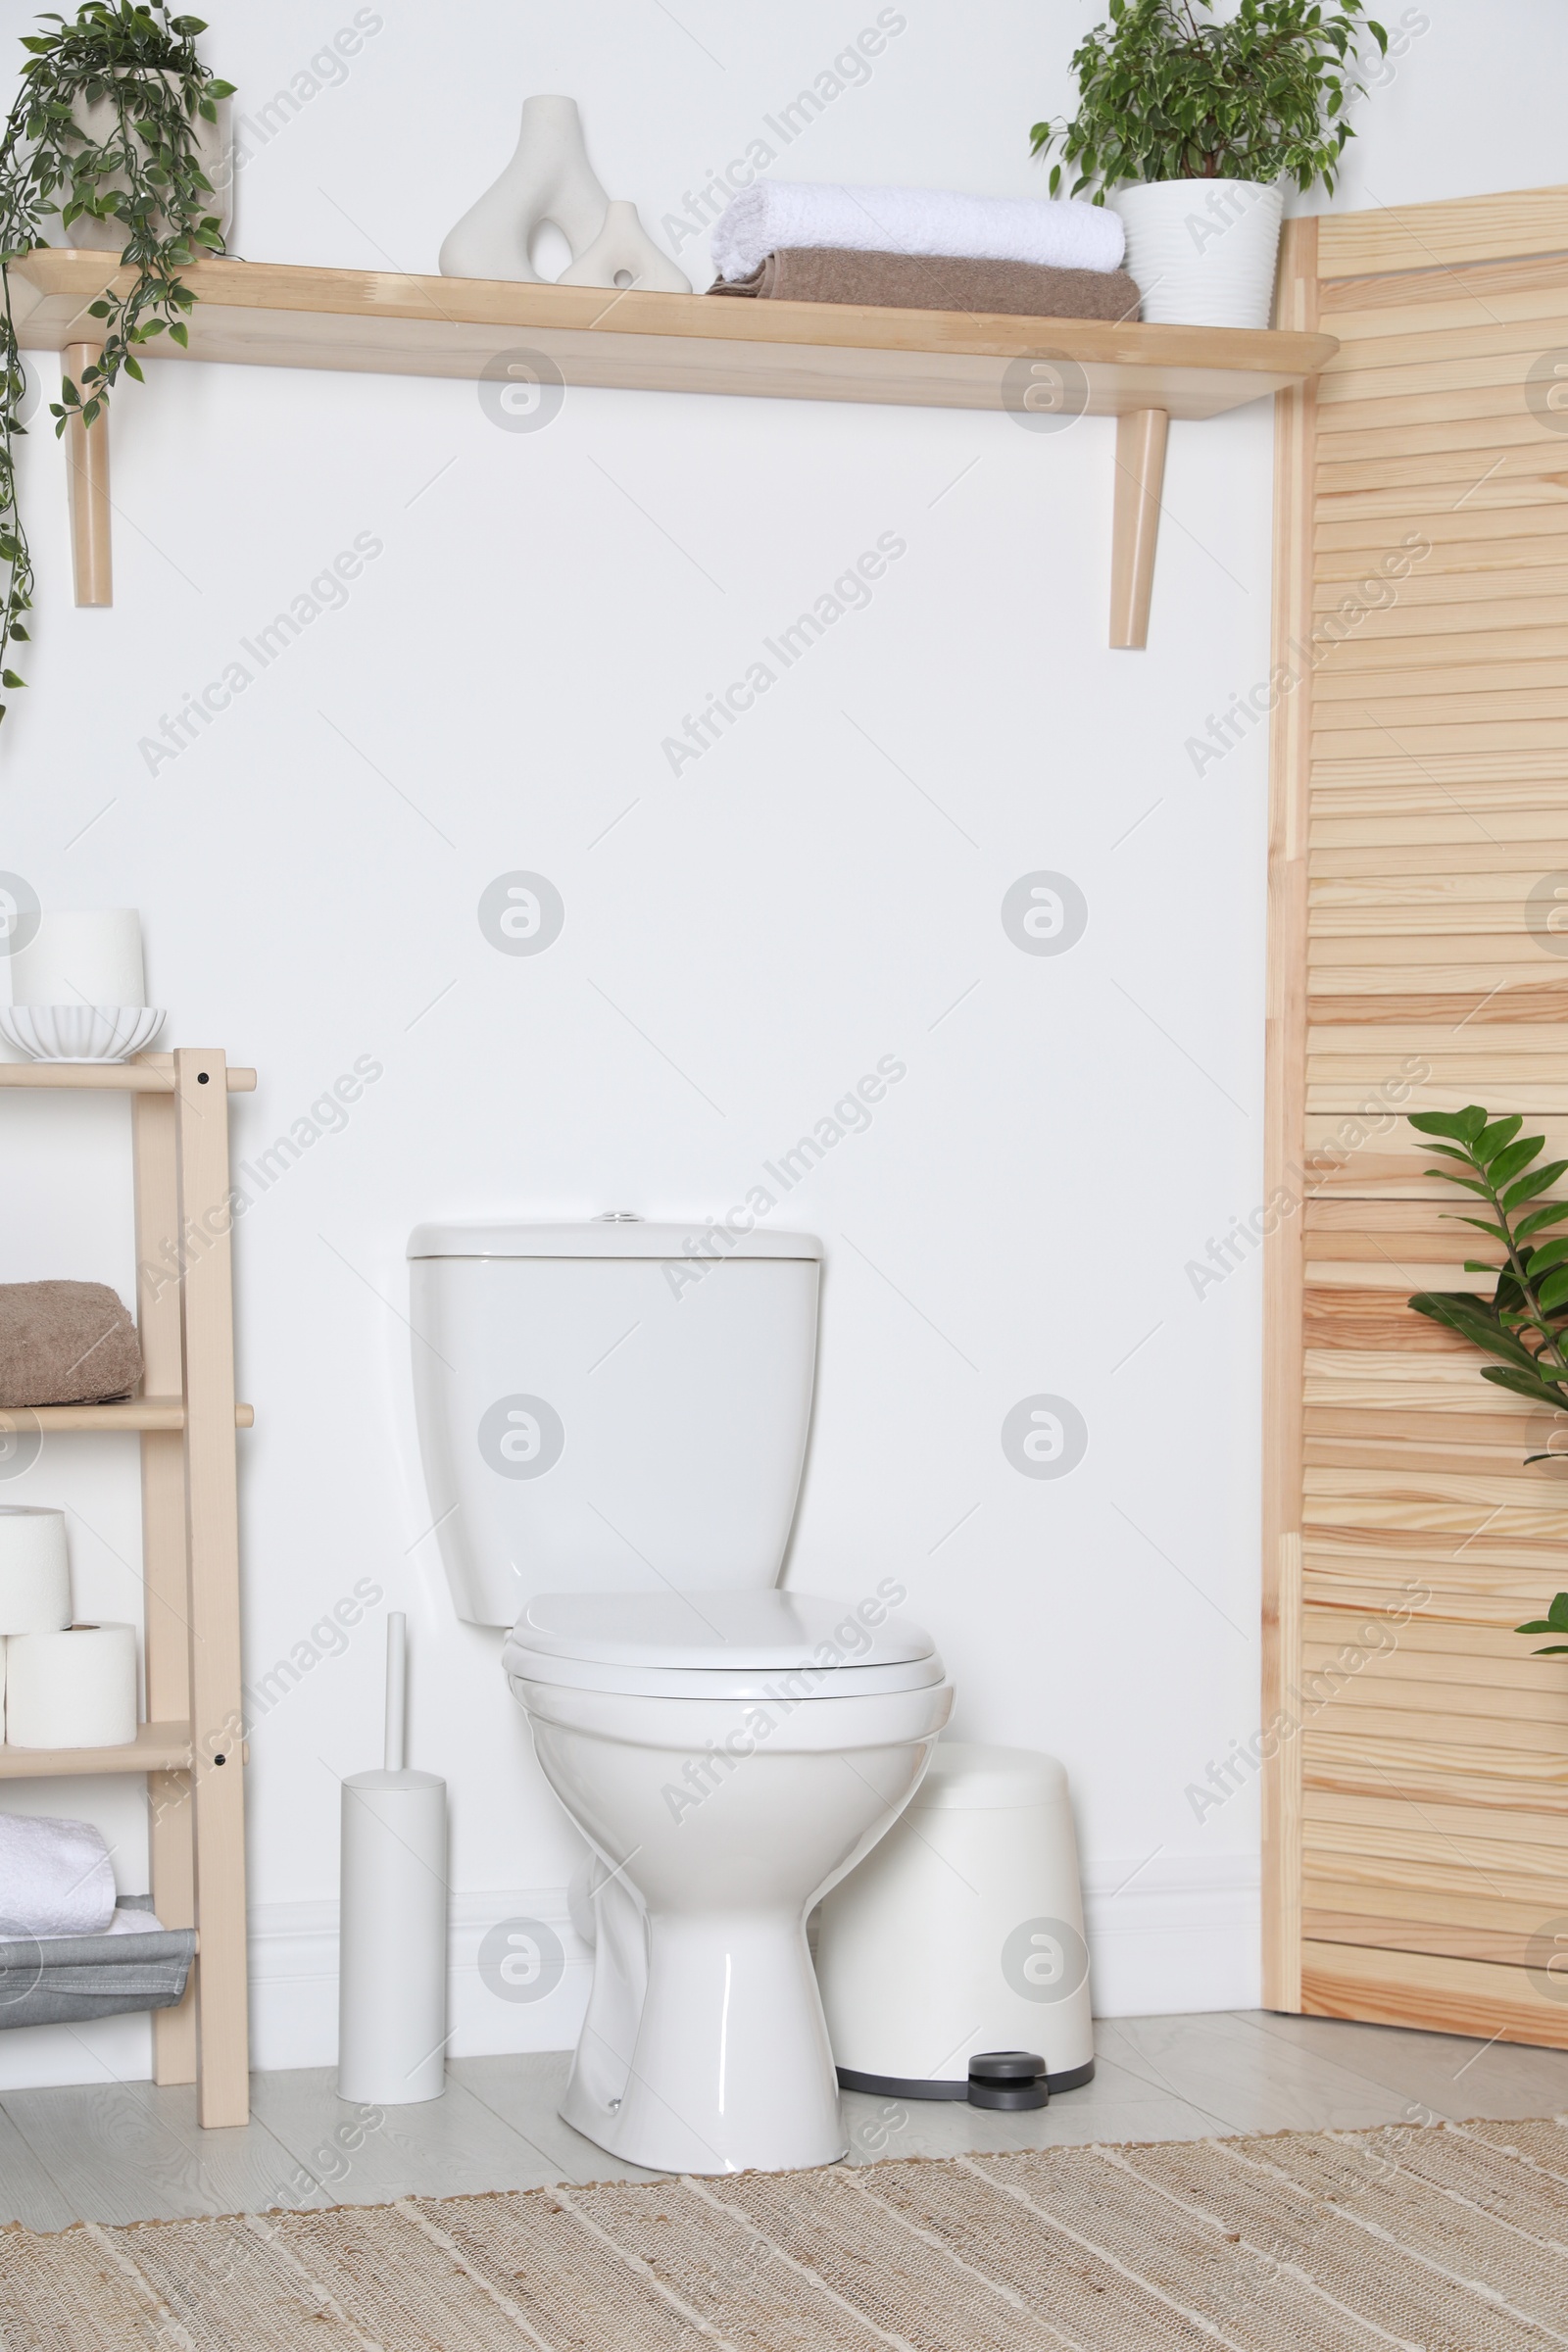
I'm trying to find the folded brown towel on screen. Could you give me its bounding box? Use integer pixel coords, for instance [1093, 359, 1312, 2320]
[710, 247, 1142, 322]
[0, 1282, 142, 1407]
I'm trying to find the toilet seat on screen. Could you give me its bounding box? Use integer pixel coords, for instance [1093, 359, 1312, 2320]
[504, 1589, 942, 1700]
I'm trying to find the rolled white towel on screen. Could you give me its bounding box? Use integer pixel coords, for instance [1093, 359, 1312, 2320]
[0, 1809, 117, 1938]
[710, 181, 1125, 282]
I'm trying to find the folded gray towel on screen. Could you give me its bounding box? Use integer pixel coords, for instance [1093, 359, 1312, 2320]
[0, 1898, 195, 2029]
[0, 1280, 141, 1408]
[710, 246, 1142, 322]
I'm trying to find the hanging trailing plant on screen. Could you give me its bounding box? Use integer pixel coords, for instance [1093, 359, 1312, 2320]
[0, 3, 232, 720]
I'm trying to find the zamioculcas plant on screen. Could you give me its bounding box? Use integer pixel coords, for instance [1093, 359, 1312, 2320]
[1517, 1592, 1568, 1657]
[1406, 1105, 1568, 1430]
[0, 3, 232, 719]
[1404, 1104, 1568, 1663]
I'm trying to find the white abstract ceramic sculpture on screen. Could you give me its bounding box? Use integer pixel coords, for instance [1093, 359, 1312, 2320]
[559, 199, 691, 294]
[439, 95, 689, 293]
[440, 94, 610, 282]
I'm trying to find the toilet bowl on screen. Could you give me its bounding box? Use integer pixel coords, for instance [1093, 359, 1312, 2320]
[409, 1218, 955, 2175]
[507, 1591, 950, 2173]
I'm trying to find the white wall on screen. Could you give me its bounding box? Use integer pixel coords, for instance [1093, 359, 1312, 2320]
[0, 0, 1551, 2087]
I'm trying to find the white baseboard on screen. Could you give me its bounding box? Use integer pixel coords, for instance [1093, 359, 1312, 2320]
[1084, 1852, 1261, 2017]
[249, 1887, 594, 2073]
[0, 1854, 1262, 2088]
[251, 1852, 1260, 2071]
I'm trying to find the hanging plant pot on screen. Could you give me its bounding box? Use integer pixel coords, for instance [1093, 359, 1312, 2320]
[1112, 179, 1284, 330]
[42, 70, 233, 250]
[0, 4, 233, 725]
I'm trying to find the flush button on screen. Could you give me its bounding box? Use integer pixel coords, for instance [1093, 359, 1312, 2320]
[594, 1211, 642, 1223]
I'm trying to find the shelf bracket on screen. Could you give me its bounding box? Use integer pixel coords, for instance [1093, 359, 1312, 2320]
[64, 339, 112, 607]
[1109, 408, 1168, 650]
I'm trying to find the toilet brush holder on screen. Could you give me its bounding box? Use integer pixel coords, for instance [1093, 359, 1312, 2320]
[337, 1612, 449, 2105]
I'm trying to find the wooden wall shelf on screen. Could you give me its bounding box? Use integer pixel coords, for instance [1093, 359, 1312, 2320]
[8, 251, 1336, 648]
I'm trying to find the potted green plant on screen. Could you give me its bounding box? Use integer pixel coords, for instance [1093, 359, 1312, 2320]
[1403, 1103, 1568, 1663]
[1030, 0, 1388, 329]
[0, 3, 233, 721]
[1518, 1592, 1568, 1657]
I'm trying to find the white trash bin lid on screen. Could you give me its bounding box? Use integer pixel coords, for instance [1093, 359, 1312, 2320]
[905, 1742, 1068, 1810]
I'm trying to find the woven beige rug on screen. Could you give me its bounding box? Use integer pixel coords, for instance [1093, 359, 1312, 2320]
[4, 2117, 1567, 2349]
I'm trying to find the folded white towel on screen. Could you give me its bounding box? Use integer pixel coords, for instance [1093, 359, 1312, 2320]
[0, 1809, 116, 1938]
[710, 182, 1125, 282]
[106, 1902, 166, 1937]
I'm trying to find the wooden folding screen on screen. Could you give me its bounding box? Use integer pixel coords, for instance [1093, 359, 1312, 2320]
[1264, 186, 1568, 2046]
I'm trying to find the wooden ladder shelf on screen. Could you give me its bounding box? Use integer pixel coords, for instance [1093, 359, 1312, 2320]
[0, 1048, 255, 2128]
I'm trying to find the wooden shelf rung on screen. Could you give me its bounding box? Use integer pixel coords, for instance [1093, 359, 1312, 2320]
[0, 1060, 255, 1092]
[0, 1720, 192, 1778]
[0, 1399, 254, 1432]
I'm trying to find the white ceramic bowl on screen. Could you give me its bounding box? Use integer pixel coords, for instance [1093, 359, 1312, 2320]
[0, 1005, 165, 1062]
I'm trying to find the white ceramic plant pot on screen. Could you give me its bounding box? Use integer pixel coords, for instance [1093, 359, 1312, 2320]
[0, 1004, 164, 1063]
[45, 71, 233, 251]
[1113, 178, 1284, 328]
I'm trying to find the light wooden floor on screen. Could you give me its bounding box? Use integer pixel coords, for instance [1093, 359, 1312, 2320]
[2, 2008, 1565, 2233]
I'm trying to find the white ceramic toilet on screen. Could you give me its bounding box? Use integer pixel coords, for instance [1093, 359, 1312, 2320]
[408, 1217, 953, 2176]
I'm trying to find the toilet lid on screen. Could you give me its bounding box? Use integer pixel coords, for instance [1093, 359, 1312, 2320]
[504, 1589, 944, 1699]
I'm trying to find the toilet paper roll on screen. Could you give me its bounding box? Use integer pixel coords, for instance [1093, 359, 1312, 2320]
[5, 1623, 138, 1748]
[10, 909, 145, 1007]
[0, 1507, 71, 1635]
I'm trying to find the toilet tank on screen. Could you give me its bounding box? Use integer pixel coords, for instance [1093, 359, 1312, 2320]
[408, 1221, 821, 1627]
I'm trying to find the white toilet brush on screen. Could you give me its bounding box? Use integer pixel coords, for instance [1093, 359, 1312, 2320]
[337, 1612, 449, 2105]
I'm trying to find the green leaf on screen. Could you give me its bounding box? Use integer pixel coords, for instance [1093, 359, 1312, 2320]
[1, 669, 26, 690]
[1503, 1161, 1568, 1211]
[1475, 1115, 1524, 1164]
[1487, 1137, 1545, 1192]
[1480, 1364, 1568, 1407]
[1410, 1292, 1549, 1374]
[168, 319, 187, 347]
[1536, 1268, 1568, 1312]
[1514, 1202, 1568, 1242]
[1407, 1108, 1476, 1141]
